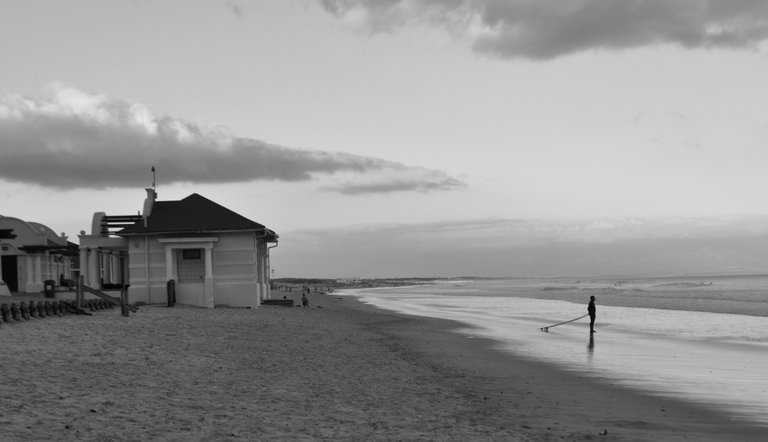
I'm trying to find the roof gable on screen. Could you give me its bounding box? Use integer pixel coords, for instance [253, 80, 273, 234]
[119, 193, 268, 235]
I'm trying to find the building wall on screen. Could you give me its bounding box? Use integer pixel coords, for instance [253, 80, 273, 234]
[211, 234, 254, 308]
[126, 232, 271, 308]
[126, 236, 167, 305]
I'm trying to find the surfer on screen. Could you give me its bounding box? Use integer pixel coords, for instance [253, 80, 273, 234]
[588, 296, 596, 333]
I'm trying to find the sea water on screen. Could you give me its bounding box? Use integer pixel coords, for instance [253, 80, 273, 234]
[343, 275, 768, 426]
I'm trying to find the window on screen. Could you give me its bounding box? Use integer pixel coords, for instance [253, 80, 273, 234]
[182, 249, 201, 260]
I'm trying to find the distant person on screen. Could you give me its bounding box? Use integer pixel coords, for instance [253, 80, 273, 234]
[588, 296, 596, 333]
[302, 293, 309, 308]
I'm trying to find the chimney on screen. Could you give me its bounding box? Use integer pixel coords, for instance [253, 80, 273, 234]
[142, 188, 157, 227]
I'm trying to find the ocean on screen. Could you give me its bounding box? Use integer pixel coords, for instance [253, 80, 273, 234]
[343, 275, 768, 426]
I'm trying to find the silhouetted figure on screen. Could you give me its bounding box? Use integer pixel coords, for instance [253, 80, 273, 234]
[588, 295, 596, 333]
[301, 293, 309, 308]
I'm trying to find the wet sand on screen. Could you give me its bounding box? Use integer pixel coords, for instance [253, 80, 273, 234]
[0, 292, 764, 441]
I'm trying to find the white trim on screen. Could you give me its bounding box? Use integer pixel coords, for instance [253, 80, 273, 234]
[214, 275, 259, 282]
[214, 259, 256, 266]
[165, 247, 174, 281]
[158, 237, 218, 308]
[158, 237, 219, 244]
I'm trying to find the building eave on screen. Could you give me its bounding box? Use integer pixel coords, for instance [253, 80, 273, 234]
[118, 227, 275, 237]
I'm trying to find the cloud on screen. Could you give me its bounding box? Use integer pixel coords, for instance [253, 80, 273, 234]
[0, 85, 463, 192]
[321, 167, 465, 194]
[319, 0, 768, 59]
[274, 215, 768, 277]
[226, 0, 246, 18]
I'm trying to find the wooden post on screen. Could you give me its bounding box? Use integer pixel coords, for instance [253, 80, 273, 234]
[77, 275, 84, 309]
[121, 286, 129, 317]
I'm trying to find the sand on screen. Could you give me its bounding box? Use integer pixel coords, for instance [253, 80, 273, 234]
[0, 291, 764, 441]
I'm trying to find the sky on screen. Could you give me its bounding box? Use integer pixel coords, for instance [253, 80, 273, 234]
[2, 0, 768, 278]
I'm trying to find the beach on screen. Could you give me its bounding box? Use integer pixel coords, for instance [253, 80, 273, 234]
[0, 291, 764, 441]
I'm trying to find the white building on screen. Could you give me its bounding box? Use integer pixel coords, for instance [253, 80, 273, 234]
[0, 216, 77, 296]
[79, 189, 278, 308]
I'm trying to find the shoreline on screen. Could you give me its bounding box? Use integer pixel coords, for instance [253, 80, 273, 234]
[0, 290, 764, 441]
[334, 292, 766, 441]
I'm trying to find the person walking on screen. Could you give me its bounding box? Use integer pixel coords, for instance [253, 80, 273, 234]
[588, 295, 596, 333]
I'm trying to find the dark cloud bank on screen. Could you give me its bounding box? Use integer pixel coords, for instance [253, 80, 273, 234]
[0, 86, 463, 193]
[275, 216, 768, 278]
[321, 0, 768, 59]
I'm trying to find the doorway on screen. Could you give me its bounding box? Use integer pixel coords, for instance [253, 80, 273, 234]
[1, 255, 19, 292]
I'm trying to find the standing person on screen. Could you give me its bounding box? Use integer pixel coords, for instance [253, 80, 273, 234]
[588, 295, 596, 333]
[302, 292, 309, 308]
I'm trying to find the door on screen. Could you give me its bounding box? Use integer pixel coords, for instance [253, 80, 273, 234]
[175, 248, 206, 306]
[177, 248, 205, 283]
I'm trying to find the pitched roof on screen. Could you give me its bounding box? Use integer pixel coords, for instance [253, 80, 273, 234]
[118, 193, 276, 238]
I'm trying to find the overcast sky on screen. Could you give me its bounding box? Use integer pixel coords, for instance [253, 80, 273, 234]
[2, 0, 768, 277]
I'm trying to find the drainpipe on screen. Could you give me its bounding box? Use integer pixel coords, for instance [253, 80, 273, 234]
[252, 229, 269, 305]
[267, 238, 279, 255]
[265, 231, 278, 272]
[252, 229, 279, 304]
[267, 239, 278, 285]
[252, 229, 269, 280]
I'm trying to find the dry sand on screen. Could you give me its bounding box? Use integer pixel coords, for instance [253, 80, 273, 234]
[0, 291, 764, 441]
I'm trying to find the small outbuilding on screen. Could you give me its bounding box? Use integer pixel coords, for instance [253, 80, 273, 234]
[78, 189, 278, 308]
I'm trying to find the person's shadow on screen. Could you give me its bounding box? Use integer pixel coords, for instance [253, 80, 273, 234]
[587, 333, 595, 361]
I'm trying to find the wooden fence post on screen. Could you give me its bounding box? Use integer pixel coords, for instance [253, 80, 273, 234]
[121, 286, 129, 317]
[77, 275, 84, 309]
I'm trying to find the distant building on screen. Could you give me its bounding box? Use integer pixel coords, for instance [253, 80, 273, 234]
[0, 216, 78, 296]
[78, 189, 278, 308]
